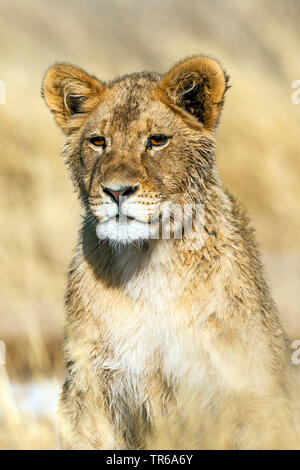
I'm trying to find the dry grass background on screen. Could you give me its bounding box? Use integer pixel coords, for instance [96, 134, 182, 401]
[0, 0, 300, 449]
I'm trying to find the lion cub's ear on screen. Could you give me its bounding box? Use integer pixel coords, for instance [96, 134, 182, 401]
[159, 56, 230, 131]
[42, 63, 107, 135]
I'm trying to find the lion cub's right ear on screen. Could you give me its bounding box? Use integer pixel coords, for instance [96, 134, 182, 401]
[42, 63, 107, 135]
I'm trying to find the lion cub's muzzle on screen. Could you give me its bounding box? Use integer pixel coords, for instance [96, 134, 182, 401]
[91, 181, 161, 245]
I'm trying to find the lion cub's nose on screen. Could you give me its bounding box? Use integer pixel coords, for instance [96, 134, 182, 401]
[102, 185, 139, 204]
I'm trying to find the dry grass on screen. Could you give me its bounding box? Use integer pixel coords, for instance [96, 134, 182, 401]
[1, 0, 300, 449]
[0, 367, 59, 450]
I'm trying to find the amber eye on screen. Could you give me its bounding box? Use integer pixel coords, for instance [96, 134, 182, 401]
[89, 136, 106, 147]
[147, 134, 168, 149]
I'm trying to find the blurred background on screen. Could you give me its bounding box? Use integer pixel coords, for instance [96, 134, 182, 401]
[0, 0, 300, 449]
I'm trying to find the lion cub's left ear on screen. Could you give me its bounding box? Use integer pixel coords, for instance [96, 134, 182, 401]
[42, 63, 107, 135]
[159, 56, 230, 131]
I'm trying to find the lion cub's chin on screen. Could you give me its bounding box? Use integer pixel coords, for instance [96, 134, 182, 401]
[95, 217, 155, 245]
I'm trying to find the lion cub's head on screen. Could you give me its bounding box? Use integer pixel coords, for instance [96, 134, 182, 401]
[42, 56, 229, 245]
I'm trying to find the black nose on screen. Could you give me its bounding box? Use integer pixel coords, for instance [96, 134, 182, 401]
[102, 185, 139, 204]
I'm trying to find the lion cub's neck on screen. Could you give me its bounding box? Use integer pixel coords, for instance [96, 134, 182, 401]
[81, 210, 228, 310]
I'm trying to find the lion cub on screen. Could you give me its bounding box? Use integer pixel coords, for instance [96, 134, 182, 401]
[42, 56, 300, 449]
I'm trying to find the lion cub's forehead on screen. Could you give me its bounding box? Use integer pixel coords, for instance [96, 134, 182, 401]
[93, 72, 165, 135]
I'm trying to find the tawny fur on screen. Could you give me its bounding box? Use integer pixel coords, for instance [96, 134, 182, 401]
[42, 56, 300, 449]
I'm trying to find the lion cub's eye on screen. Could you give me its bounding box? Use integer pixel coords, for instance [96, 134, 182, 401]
[89, 136, 106, 147]
[147, 134, 168, 149]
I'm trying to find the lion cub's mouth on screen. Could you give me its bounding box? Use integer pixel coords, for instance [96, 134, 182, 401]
[115, 214, 135, 221]
[103, 214, 136, 223]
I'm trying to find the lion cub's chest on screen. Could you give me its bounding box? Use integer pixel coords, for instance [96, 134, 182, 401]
[98, 294, 214, 392]
[81, 245, 242, 407]
[90, 272, 257, 399]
